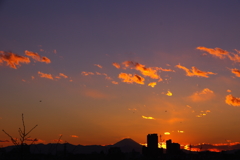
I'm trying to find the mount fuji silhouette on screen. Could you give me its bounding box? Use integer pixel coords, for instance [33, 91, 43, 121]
[3, 138, 143, 154]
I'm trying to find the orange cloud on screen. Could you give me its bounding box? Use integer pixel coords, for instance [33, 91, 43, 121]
[176, 64, 216, 78]
[112, 62, 121, 69]
[166, 91, 172, 96]
[70, 135, 78, 138]
[96, 72, 112, 80]
[81, 71, 94, 76]
[25, 138, 45, 143]
[164, 132, 170, 135]
[155, 67, 175, 72]
[196, 110, 211, 117]
[94, 64, 103, 68]
[122, 61, 160, 79]
[52, 139, 64, 143]
[230, 68, 240, 77]
[38, 71, 54, 80]
[59, 73, 68, 78]
[227, 53, 240, 63]
[225, 94, 240, 106]
[111, 81, 118, 84]
[0, 51, 30, 69]
[119, 73, 145, 84]
[142, 116, 155, 120]
[227, 89, 231, 93]
[148, 82, 157, 88]
[25, 50, 51, 63]
[196, 46, 229, 59]
[189, 88, 215, 102]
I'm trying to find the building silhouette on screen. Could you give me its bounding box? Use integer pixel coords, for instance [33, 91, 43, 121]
[142, 133, 163, 158]
[166, 139, 181, 154]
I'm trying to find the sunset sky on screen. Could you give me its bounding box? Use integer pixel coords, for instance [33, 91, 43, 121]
[1, 0, 240, 150]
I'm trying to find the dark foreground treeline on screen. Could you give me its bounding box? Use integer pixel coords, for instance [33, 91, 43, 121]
[1, 145, 240, 160]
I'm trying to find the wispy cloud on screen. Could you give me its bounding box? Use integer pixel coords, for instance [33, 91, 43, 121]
[25, 50, 51, 63]
[142, 116, 155, 120]
[81, 71, 94, 76]
[94, 64, 103, 68]
[189, 88, 215, 102]
[112, 62, 121, 69]
[0, 51, 30, 69]
[59, 73, 68, 78]
[70, 135, 79, 138]
[197, 46, 229, 59]
[230, 68, 240, 77]
[111, 81, 118, 84]
[38, 71, 54, 80]
[197, 46, 240, 63]
[119, 73, 145, 84]
[176, 64, 216, 78]
[225, 94, 240, 106]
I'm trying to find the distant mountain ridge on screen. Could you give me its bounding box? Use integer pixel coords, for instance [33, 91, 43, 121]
[2, 138, 143, 154]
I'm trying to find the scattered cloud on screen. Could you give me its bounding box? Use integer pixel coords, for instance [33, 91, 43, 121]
[178, 130, 184, 133]
[51, 139, 64, 143]
[25, 50, 51, 63]
[148, 82, 157, 88]
[81, 71, 94, 76]
[119, 73, 145, 84]
[197, 46, 240, 63]
[155, 67, 175, 72]
[122, 61, 160, 79]
[227, 89, 231, 93]
[111, 81, 118, 84]
[25, 138, 45, 143]
[59, 73, 68, 78]
[197, 46, 229, 59]
[176, 64, 216, 78]
[70, 135, 79, 138]
[230, 68, 240, 77]
[166, 91, 172, 96]
[112, 62, 121, 69]
[38, 71, 54, 80]
[225, 94, 240, 106]
[0, 51, 30, 69]
[189, 88, 215, 102]
[196, 110, 211, 117]
[142, 116, 155, 120]
[164, 132, 170, 135]
[94, 64, 103, 68]
[227, 52, 240, 63]
[189, 142, 240, 152]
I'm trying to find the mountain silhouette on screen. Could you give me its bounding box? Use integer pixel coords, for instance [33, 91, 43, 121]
[2, 138, 143, 154]
[113, 138, 142, 153]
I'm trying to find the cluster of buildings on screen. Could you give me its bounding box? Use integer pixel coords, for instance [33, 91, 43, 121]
[142, 133, 181, 157]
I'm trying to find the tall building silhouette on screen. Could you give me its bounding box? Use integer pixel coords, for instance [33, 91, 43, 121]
[147, 134, 158, 149]
[143, 133, 163, 158]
